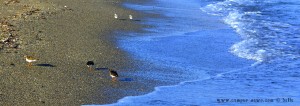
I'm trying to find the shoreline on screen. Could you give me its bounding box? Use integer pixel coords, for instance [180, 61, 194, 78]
[0, 0, 153, 105]
[106, 0, 254, 105]
[106, 0, 300, 105]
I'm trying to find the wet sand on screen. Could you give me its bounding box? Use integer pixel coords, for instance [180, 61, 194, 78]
[0, 0, 151, 105]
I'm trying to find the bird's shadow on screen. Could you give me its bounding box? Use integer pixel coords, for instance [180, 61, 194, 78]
[118, 78, 134, 82]
[118, 19, 127, 21]
[118, 19, 141, 21]
[95, 67, 109, 71]
[36, 64, 56, 67]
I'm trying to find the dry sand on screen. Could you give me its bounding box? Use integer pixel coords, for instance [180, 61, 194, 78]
[0, 0, 152, 105]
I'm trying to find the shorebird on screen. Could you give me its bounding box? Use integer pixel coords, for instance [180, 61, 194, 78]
[114, 13, 118, 19]
[86, 61, 94, 71]
[24, 55, 38, 67]
[109, 68, 119, 81]
[129, 14, 133, 20]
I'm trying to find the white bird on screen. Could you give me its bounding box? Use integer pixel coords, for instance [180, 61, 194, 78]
[24, 55, 38, 67]
[129, 14, 133, 20]
[114, 13, 118, 19]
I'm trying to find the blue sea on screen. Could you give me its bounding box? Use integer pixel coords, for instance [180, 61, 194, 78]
[89, 0, 300, 105]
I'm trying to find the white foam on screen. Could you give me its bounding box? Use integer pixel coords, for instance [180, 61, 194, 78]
[230, 39, 270, 62]
[98, 64, 258, 106]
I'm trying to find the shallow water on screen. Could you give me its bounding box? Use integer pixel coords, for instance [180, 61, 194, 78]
[87, 0, 300, 105]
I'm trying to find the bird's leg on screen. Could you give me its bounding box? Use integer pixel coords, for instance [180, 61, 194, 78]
[27, 62, 32, 67]
[112, 77, 118, 82]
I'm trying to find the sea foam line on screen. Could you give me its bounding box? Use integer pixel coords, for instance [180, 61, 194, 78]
[95, 62, 260, 106]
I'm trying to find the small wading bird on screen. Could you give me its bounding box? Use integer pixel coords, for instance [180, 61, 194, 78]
[109, 68, 119, 81]
[86, 61, 95, 71]
[24, 55, 38, 67]
[129, 14, 133, 20]
[114, 13, 118, 19]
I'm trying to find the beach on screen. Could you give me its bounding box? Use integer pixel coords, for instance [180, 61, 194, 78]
[1, 0, 300, 106]
[0, 0, 151, 105]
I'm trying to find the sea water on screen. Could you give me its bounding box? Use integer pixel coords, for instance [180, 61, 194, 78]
[90, 0, 300, 105]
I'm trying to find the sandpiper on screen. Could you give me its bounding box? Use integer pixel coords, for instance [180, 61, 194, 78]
[86, 61, 94, 71]
[24, 55, 38, 67]
[114, 13, 118, 19]
[129, 14, 133, 20]
[109, 68, 119, 81]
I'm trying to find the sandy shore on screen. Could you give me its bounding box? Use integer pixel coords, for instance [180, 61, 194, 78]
[0, 0, 151, 105]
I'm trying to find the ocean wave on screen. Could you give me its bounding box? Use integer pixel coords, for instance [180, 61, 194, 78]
[201, 0, 300, 62]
